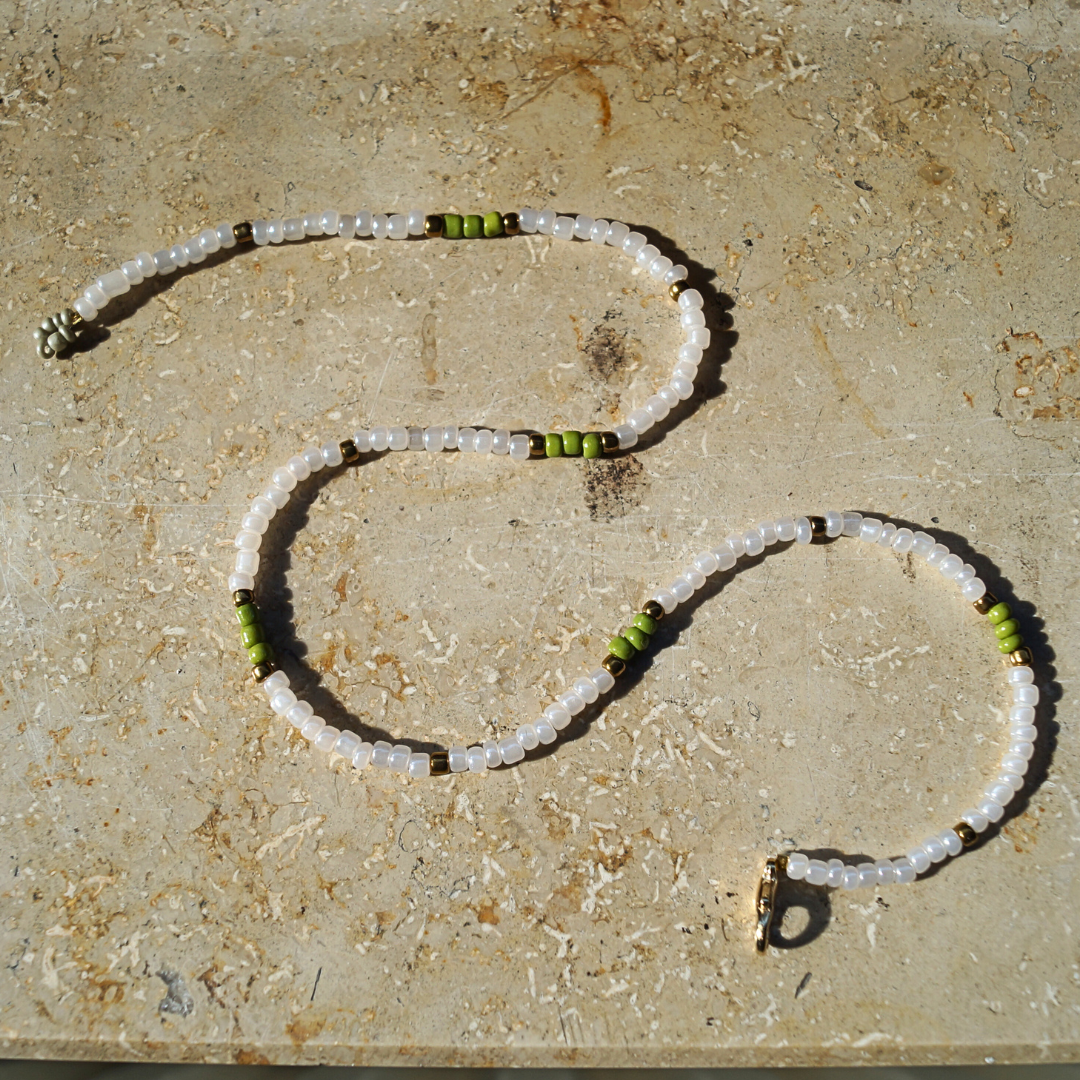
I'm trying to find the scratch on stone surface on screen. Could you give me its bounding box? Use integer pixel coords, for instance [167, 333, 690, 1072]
[254, 815, 326, 861]
[810, 323, 888, 438]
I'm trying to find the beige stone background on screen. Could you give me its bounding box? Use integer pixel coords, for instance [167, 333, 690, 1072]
[2, 0, 1079, 1067]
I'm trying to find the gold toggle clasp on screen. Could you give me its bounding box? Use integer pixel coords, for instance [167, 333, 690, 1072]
[755, 854, 787, 953]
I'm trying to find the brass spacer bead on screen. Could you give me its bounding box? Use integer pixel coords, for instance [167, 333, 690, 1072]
[252, 661, 276, 683]
[809, 515, 827, 537]
[424, 214, 445, 238]
[339, 439, 360, 464]
[642, 599, 664, 622]
[602, 653, 627, 678]
[68, 309, 85, 329]
[1009, 646, 1033, 667]
[528, 433, 546, 457]
[600, 431, 619, 454]
[955, 822, 978, 848]
[973, 592, 999, 615]
[233, 221, 254, 243]
[430, 751, 450, 776]
[233, 588, 254, 607]
[669, 280, 688, 301]
[502, 212, 520, 235]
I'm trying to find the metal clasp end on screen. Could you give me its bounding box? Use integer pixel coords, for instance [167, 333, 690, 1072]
[755, 854, 786, 953]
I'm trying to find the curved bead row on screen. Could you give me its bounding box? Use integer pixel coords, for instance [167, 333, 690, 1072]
[47, 208, 709, 448]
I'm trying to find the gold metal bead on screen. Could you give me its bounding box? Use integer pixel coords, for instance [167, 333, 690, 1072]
[233, 588, 254, 607]
[69, 310, 85, 330]
[955, 822, 978, 848]
[669, 280, 688, 302]
[809, 515, 827, 537]
[424, 214, 444, 238]
[233, 221, 254, 243]
[252, 661, 276, 683]
[973, 592, 999, 615]
[1009, 646, 1033, 666]
[642, 600, 664, 622]
[430, 751, 450, 776]
[755, 855, 786, 953]
[600, 431, 619, 454]
[339, 439, 360, 464]
[528, 433, 546, 457]
[602, 654, 626, 678]
[502, 212, 520, 236]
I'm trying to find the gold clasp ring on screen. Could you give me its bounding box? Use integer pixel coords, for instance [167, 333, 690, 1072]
[755, 855, 787, 953]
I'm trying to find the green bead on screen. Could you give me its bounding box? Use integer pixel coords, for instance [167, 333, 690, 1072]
[463, 214, 483, 238]
[994, 618, 1020, 640]
[623, 625, 650, 652]
[608, 635, 635, 661]
[987, 602, 1012, 625]
[632, 612, 659, 636]
[583, 433, 602, 459]
[545, 432, 563, 457]
[240, 623, 265, 648]
[483, 211, 503, 237]
[562, 430, 583, 456]
[443, 213, 464, 239]
[997, 634, 1023, 654]
[248, 641, 274, 665]
[235, 603, 259, 627]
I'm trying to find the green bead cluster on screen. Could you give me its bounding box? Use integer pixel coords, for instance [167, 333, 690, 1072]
[542, 430, 615, 459]
[608, 606, 662, 663]
[236, 596, 274, 666]
[443, 212, 506, 239]
[986, 601, 1023, 655]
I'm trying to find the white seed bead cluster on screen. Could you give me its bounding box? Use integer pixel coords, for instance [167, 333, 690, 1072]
[70, 208, 708, 452]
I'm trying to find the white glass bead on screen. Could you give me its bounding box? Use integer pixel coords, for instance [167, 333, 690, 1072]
[337, 213, 356, 238]
[408, 426, 425, 451]
[824, 510, 844, 538]
[518, 208, 539, 233]
[229, 571, 255, 593]
[841, 867, 860, 890]
[265, 221, 284, 245]
[1008, 666, 1034, 686]
[926, 544, 950, 568]
[670, 578, 693, 602]
[910, 530, 935, 557]
[859, 518, 883, 543]
[622, 231, 647, 257]
[352, 742, 374, 769]
[1009, 705, 1035, 724]
[535, 719, 558, 745]
[961, 808, 990, 832]
[694, 551, 719, 576]
[725, 533, 746, 557]
[907, 847, 931, 874]
[301, 717, 327, 742]
[654, 588, 677, 614]
[408, 753, 431, 779]
[649, 255, 673, 280]
[998, 771, 1024, 792]
[857, 863, 878, 888]
[786, 853, 809, 880]
[286, 701, 314, 728]
[743, 530, 765, 557]
[875, 859, 896, 885]
[313, 726, 340, 752]
[940, 829, 964, 857]
[986, 782, 1014, 808]
[938, 554, 964, 578]
[509, 435, 530, 460]
[712, 545, 736, 571]
[665, 264, 688, 285]
[251, 221, 269, 246]
[795, 517, 812, 545]
[270, 689, 297, 715]
[121, 260, 144, 285]
[645, 395, 670, 421]
[891, 527, 914, 553]
[367, 426, 388, 452]
[605, 221, 630, 247]
[1009, 724, 1037, 743]
[73, 296, 98, 321]
[683, 567, 706, 590]
[322, 442, 344, 466]
[776, 516, 796, 542]
[1008, 740, 1035, 760]
[286, 455, 311, 482]
[757, 520, 778, 546]
[262, 671, 289, 695]
[568, 215, 593, 239]
[271, 467, 297, 492]
[302, 445, 325, 471]
[1001, 753, 1029, 776]
[388, 214, 409, 240]
[573, 676, 599, 704]
[841, 511, 863, 537]
[517, 724, 540, 751]
[954, 564, 976, 585]
[388, 426, 408, 451]
[877, 522, 897, 548]
[97, 270, 130, 298]
[355, 211, 374, 236]
[670, 375, 694, 401]
[677, 343, 703, 365]
[1013, 685, 1039, 706]
[184, 238, 206, 263]
[492, 429, 511, 454]
[457, 427, 477, 452]
[552, 215, 576, 240]
[242, 512, 269, 535]
[826, 859, 845, 888]
[804, 859, 828, 886]
[922, 835, 947, 863]
[388, 744, 411, 771]
[977, 798, 1004, 823]
[558, 689, 586, 715]
[635, 243, 659, 268]
[448, 746, 468, 773]
[282, 218, 304, 241]
[467, 746, 487, 772]
[372, 214, 390, 239]
[686, 327, 710, 349]
[894, 858, 917, 884]
[499, 736, 525, 764]
[589, 667, 615, 694]
[320, 210, 340, 235]
[406, 209, 425, 236]
[297, 213, 318, 237]
[473, 429, 493, 454]
[589, 219, 609, 244]
[235, 530, 260, 552]
[199, 228, 221, 255]
[235, 550, 259, 575]
[544, 703, 572, 730]
[628, 409, 654, 434]
[484, 740, 502, 768]
[615, 423, 639, 449]
[680, 309, 706, 329]
[678, 288, 704, 311]
[136, 250, 158, 276]
[657, 384, 680, 408]
[262, 485, 289, 510]
[536, 209, 557, 235]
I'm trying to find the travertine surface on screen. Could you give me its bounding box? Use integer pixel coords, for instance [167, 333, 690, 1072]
[1, 0, 1078, 1066]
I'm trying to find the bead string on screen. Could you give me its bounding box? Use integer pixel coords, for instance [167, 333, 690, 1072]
[34, 207, 711, 453]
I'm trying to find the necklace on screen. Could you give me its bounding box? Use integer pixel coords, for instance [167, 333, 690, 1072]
[33, 206, 708, 451]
